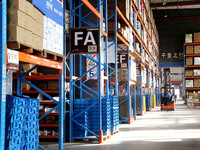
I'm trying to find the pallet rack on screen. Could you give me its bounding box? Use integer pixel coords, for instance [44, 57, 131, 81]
[110, 0, 160, 122]
[0, 1, 7, 149]
[184, 43, 200, 102]
[0, 0, 66, 150]
[69, 0, 118, 143]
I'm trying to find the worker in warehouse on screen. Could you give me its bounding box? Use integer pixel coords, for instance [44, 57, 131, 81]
[162, 90, 172, 105]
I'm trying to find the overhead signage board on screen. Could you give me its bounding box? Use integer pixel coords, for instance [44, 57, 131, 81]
[70, 27, 100, 54]
[117, 53, 128, 69]
[32, 0, 63, 25]
[0, 0, 2, 3]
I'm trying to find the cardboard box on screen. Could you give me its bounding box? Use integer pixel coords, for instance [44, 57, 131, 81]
[32, 6, 44, 24]
[194, 69, 200, 76]
[22, 81, 31, 91]
[194, 57, 200, 65]
[32, 34, 43, 50]
[7, 0, 33, 16]
[186, 57, 193, 66]
[7, 9, 33, 32]
[65, 10, 69, 31]
[194, 79, 200, 87]
[194, 46, 200, 54]
[7, 25, 32, 47]
[38, 83, 47, 90]
[48, 81, 59, 91]
[194, 32, 200, 43]
[185, 70, 193, 77]
[22, 64, 37, 74]
[32, 20, 44, 37]
[186, 80, 193, 88]
[185, 34, 193, 43]
[186, 46, 193, 54]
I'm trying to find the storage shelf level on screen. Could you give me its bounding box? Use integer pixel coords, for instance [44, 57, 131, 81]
[39, 135, 58, 139]
[39, 124, 59, 127]
[185, 77, 200, 79]
[185, 88, 200, 90]
[39, 113, 59, 116]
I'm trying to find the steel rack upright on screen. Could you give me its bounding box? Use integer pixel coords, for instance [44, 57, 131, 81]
[0, 0, 7, 149]
[69, 0, 116, 143]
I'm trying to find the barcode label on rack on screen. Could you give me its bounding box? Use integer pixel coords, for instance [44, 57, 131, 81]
[88, 45, 97, 53]
[121, 63, 127, 68]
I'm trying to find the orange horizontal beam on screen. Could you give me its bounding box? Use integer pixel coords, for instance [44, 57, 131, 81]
[116, 7, 131, 28]
[101, 29, 107, 38]
[186, 88, 200, 90]
[81, 0, 105, 21]
[145, 60, 149, 66]
[131, 0, 159, 57]
[135, 50, 141, 59]
[39, 124, 59, 127]
[129, 52, 135, 61]
[39, 135, 58, 139]
[18, 51, 62, 70]
[13, 90, 59, 94]
[141, 0, 159, 45]
[117, 32, 129, 47]
[185, 54, 200, 57]
[184, 43, 200, 46]
[185, 77, 200, 79]
[185, 65, 200, 68]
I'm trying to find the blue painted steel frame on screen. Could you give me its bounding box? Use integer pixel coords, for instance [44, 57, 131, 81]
[69, 0, 109, 142]
[183, 44, 186, 101]
[0, 0, 7, 149]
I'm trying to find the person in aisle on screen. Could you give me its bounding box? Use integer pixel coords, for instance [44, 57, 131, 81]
[162, 90, 172, 105]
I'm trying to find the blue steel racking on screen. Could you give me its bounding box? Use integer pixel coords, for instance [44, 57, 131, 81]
[69, 0, 118, 143]
[0, 0, 7, 149]
[0, 0, 66, 149]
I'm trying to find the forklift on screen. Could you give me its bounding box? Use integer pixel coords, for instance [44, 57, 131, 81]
[161, 68, 175, 111]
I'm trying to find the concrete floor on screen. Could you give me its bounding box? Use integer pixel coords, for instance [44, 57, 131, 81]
[43, 99, 200, 150]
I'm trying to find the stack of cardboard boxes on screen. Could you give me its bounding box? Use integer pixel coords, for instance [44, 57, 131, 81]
[8, 0, 64, 56]
[7, 0, 44, 51]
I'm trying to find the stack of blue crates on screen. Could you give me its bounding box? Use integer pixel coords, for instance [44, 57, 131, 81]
[6, 95, 39, 150]
[6, 95, 27, 150]
[73, 99, 89, 137]
[25, 99, 40, 150]
[110, 95, 119, 133]
[73, 97, 111, 138]
[102, 97, 111, 136]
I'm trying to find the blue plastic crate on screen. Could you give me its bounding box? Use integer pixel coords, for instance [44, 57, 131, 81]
[24, 143, 38, 150]
[26, 121, 39, 129]
[26, 115, 37, 122]
[6, 146, 24, 150]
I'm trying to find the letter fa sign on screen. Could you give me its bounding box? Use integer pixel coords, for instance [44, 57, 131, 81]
[70, 27, 100, 54]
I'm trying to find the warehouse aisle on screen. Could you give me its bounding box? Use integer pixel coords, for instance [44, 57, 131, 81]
[45, 99, 200, 150]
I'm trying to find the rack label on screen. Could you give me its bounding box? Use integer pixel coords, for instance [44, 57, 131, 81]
[86, 54, 97, 80]
[117, 53, 128, 69]
[70, 27, 100, 54]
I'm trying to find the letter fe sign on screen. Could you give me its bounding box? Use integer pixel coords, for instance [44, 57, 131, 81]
[70, 27, 100, 54]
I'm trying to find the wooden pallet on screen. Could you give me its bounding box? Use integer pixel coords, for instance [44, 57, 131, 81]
[72, 134, 111, 143]
[43, 50, 64, 62]
[7, 42, 43, 57]
[111, 130, 119, 135]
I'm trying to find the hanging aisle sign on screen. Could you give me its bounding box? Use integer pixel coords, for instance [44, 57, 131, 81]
[70, 27, 100, 54]
[117, 53, 128, 69]
[0, 0, 2, 3]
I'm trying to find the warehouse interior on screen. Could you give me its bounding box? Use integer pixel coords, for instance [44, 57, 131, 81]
[1, 0, 200, 150]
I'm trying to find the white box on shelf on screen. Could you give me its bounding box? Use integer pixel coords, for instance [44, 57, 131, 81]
[186, 80, 193, 88]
